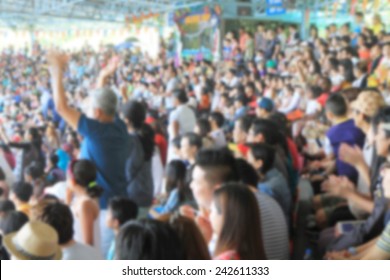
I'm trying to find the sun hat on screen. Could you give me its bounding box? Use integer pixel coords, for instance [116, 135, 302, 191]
[351, 89, 386, 117]
[3, 221, 62, 260]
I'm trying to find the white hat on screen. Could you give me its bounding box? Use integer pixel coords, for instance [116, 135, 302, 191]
[3, 221, 62, 260]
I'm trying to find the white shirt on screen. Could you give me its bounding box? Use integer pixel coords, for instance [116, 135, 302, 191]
[305, 100, 321, 115]
[62, 242, 103, 260]
[168, 105, 196, 140]
[210, 129, 227, 148]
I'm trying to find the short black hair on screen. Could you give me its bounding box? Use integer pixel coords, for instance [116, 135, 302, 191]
[122, 100, 147, 130]
[325, 93, 348, 117]
[182, 132, 203, 150]
[372, 106, 390, 138]
[24, 161, 44, 179]
[195, 148, 239, 186]
[235, 158, 259, 187]
[250, 143, 276, 174]
[0, 211, 28, 235]
[116, 219, 184, 260]
[195, 119, 211, 138]
[0, 200, 15, 213]
[237, 115, 254, 133]
[49, 153, 59, 167]
[108, 197, 138, 226]
[173, 89, 188, 104]
[11, 182, 33, 203]
[38, 202, 74, 245]
[209, 112, 225, 128]
[251, 118, 280, 145]
[172, 136, 181, 149]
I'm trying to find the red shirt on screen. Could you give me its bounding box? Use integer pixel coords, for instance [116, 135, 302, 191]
[155, 134, 167, 166]
[316, 93, 329, 107]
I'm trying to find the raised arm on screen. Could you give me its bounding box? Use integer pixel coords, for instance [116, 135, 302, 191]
[47, 51, 81, 130]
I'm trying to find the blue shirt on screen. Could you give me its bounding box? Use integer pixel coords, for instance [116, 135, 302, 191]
[326, 119, 365, 184]
[78, 114, 130, 209]
[258, 168, 291, 222]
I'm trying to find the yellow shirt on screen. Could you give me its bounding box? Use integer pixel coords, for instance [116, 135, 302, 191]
[17, 203, 30, 218]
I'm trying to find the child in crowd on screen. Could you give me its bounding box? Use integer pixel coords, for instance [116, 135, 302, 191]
[66, 160, 103, 253]
[106, 197, 138, 260]
[150, 160, 194, 220]
[9, 182, 33, 217]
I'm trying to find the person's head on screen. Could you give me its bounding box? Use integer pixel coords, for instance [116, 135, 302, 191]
[256, 97, 274, 118]
[32, 201, 74, 245]
[353, 61, 368, 78]
[209, 112, 225, 130]
[10, 182, 33, 204]
[0, 211, 28, 235]
[233, 115, 253, 144]
[91, 87, 117, 122]
[0, 200, 15, 218]
[234, 93, 247, 110]
[67, 160, 103, 199]
[306, 86, 322, 100]
[355, 12, 364, 23]
[351, 89, 385, 131]
[211, 183, 266, 260]
[248, 143, 276, 175]
[380, 161, 390, 198]
[165, 160, 187, 195]
[191, 148, 239, 210]
[372, 107, 390, 157]
[325, 93, 348, 123]
[121, 100, 146, 131]
[106, 197, 138, 232]
[248, 118, 279, 145]
[194, 118, 211, 138]
[3, 221, 62, 260]
[173, 89, 188, 106]
[180, 132, 202, 163]
[169, 214, 210, 260]
[235, 158, 259, 188]
[115, 219, 184, 260]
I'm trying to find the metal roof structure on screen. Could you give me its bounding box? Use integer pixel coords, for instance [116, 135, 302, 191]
[1, 0, 389, 29]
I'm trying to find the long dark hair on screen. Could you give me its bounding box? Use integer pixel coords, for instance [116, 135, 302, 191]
[69, 160, 103, 199]
[165, 160, 190, 203]
[214, 183, 266, 260]
[169, 214, 211, 260]
[116, 219, 184, 260]
[122, 101, 155, 162]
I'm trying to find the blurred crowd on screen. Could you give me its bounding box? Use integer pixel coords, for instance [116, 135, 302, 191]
[0, 12, 390, 260]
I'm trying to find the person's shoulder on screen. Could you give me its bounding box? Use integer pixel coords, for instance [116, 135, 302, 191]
[63, 242, 103, 260]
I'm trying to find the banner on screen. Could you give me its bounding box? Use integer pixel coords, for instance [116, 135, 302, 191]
[172, 4, 222, 61]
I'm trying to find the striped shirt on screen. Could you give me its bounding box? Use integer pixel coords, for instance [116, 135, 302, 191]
[377, 222, 390, 254]
[255, 192, 290, 260]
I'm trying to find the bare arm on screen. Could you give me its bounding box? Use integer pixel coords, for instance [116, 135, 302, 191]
[344, 190, 375, 214]
[47, 52, 81, 130]
[79, 199, 97, 247]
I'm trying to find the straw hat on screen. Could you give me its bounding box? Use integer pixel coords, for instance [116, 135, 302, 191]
[3, 221, 62, 260]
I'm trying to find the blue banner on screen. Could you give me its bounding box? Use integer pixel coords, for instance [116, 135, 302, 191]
[266, 6, 286, 15]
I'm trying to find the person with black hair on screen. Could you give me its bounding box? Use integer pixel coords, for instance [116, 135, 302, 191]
[0, 210, 28, 260]
[24, 161, 46, 202]
[31, 200, 103, 259]
[234, 158, 289, 259]
[115, 219, 184, 260]
[106, 197, 138, 260]
[248, 143, 291, 222]
[0, 126, 45, 182]
[9, 181, 33, 217]
[180, 132, 203, 184]
[233, 93, 248, 122]
[121, 100, 155, 209]
[324, 93, 366, 184]
[209, 112, 226, 148]
[45, 153, 65, 187]
[150, 160, 194, 220]
[67, 159, 103, 252]
[194, 119, 214, 148]
[167, 89, 196, 162]
[0, 200, 15, 218]
[180, 148, 239, 246]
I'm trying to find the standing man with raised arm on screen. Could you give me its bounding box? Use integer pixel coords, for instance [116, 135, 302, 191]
[47, 52, 130, 256]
